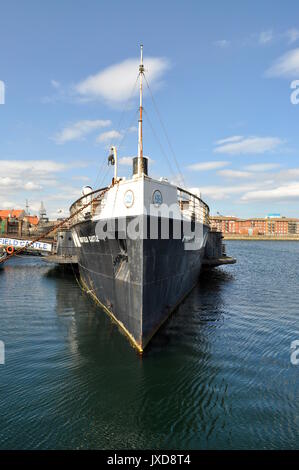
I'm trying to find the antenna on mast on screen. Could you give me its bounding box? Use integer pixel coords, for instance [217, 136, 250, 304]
[138, 44, 144, 176]
[133, 44, 148, 177]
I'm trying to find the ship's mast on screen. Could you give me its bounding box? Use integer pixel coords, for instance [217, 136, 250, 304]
[138, 44, 144, 176]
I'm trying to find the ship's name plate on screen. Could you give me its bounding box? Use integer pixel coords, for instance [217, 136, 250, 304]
[79, 235, 99, 243]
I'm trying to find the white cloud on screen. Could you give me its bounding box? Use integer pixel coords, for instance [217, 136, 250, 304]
[215, 136, 243, 145]
[0, 158, 89, 219]
[259, 30, 273, 44]
[0, 159, 87, 213]
[242, 182, 299, 201]
[74, 56, 169, 105]
[51, 79, 60, 89]
[218, 169, 253, 179]
[187, 161, 230, 171]
[0, 161, 58, 194]
[170, 174, 185, 187]
[266, 48, 299, 77]
[119, 155, 153, 166]
[96, 129, 122, 143]
[0, 200, 16, 209]
[26, 186, 84, 218]
[72, 175, 90, 181]
[23, 182, 41, 191]
[275, 168, 299, 180]
[214, 136, 283, 155]
[214, 39, 230, 48]
[119, 156, 134, 166]
[54, 119, 111, 144]
[285, 28, 299, 44]
[200, 184, 259, 200]
[224, 29, 299, 49]
[0, 160, 68, 177]
[46, 186, 82, 201]
[244, 163, 281, 171]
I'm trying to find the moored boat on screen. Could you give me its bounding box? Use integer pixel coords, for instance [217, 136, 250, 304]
[69, 46, 215, 351]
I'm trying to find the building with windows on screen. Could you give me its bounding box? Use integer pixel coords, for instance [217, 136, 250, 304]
[210, 216, 299, 236]
[0, 209, 39, 236]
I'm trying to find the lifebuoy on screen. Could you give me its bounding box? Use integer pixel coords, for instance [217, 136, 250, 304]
[6, 245, 14, 254]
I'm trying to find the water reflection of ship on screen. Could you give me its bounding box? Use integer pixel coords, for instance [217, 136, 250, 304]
[141, 268, 234, 355]
[51, 266, 136, 357]
[51, 265, 233, 448]
[52, 263, 233, 357]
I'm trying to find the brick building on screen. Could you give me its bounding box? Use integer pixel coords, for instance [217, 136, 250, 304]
[0, 209, 39, 236]
[210, 216, 299, 236]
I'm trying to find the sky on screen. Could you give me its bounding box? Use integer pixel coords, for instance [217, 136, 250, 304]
[1, 0, 299, 218]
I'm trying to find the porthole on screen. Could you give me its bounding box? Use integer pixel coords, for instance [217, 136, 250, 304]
[124, 190, 134, 208]
[152, 190, 163, 207]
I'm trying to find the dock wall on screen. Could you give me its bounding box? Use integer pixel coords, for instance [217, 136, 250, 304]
[223, 234, 299, 241]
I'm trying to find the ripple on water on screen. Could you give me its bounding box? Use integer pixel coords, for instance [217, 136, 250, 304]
[0, 244, 299, 449]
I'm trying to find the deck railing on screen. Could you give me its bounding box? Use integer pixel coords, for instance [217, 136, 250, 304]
[69, 187, 108, 226]
[69, 185, 210, 227]
[177, 187, 210, 226]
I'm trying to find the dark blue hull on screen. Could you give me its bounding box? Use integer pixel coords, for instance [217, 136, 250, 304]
[72, 216, 209, 351]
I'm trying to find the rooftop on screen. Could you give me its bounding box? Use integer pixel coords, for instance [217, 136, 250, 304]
[0, 209, 25, 219]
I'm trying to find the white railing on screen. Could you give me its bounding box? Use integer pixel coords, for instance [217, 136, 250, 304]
[177, 187, 210, 226]
[69, 187, 108, 226]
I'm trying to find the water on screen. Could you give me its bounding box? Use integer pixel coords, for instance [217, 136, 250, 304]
[0, 241, 298, 450]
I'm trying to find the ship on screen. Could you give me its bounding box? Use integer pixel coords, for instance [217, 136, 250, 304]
[69, 46, 214, 352]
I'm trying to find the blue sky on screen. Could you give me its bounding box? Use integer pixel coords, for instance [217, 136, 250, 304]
[1, 0, 299, 217]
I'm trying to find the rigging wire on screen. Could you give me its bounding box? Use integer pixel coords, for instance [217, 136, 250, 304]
[143, 73, 185, 186]
[93, 74, 139, 189]
[143, 108, 176, 180]
[97, 163, 112, 191]
[117, 108, 139, 154]
[93, 156, 108, 189]
[110, 74, 140, 147]
[94, 106, 138, 189]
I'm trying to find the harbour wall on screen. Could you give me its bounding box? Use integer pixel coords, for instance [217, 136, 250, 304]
[223, 234, 299, 241]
